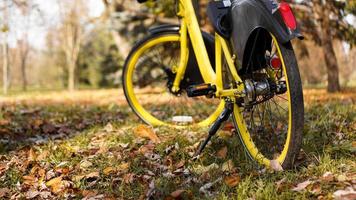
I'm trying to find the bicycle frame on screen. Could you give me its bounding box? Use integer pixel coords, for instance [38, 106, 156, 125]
[171, 0, 245, 99]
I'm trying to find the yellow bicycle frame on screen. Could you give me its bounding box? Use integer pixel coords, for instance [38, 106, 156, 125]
[171, 0, 245, 99]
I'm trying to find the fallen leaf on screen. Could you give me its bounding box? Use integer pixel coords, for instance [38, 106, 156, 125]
[82, 190, 98, 198]
[222, 159, 235, 172]
[46, 176, 65, 193]
[23, 175, 37, 185]
[0, 188, 10, 198]
[170, 189, 185, 198]
[37, 150, 49, 161]
[224, 174, 240, 187]
[0, 119, 10, 126]
[86, 172, 100, 179]
[104, 123, 114, 132]
[117, 163, 130, 171]
[134, 125, 161, 143]
[321, 171, 334, 182]
[25, 190, 40, 199]
[28, 149, 37, 162]
[103, 167, 116, 175]
[123, 173, 135, 184]
[276, 177, 287, 189]
[337, 174, 347, 182]
[217, 146, 228, 159]
[333, 187, 356, 200]
[46, 176, 62, 187]
[175, 160, 185, 169]
[222, 122, 234, 131]
[291, 180, 313, 192]
[270, 160, 283, 172]
[80, 160, 93, 169]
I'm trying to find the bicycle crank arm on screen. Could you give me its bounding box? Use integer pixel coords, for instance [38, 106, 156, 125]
[193, 102, 233, 159]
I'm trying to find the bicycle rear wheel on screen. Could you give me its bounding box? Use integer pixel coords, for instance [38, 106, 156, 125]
[123, 32, 224, 127]
[232, 33, 304, 169]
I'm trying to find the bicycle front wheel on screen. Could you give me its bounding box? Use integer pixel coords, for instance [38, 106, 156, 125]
[123, 32, 224, 127]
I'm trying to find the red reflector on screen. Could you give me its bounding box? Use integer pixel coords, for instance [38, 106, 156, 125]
[271, 56, 282, 70]
[279, 2, 297, 30]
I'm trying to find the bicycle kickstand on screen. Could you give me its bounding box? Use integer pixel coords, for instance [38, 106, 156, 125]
[193, 102, 233, 160]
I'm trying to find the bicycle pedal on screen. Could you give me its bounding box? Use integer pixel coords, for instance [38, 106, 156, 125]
[186, 84, 216, 97]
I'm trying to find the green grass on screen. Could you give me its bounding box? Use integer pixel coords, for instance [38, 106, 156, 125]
[0, 90, 355, 199]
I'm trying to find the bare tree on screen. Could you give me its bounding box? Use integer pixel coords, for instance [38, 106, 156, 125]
[1, 0, 10, 94]
[57, 0, 88, 91]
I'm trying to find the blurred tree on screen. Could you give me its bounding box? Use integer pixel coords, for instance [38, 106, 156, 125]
[77, 27, 121, 88]
[1, 0, 10, 94]
[289, 0, 356, 92]
[57, 0, 89, 91]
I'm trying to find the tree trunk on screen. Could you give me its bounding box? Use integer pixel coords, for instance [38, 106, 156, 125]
[110, 30, 131, 58]
[313, 0, 341, 93]
[68, 59, 76, 92]
[321, 36, 340, 93]
[21, 56, 28, 91]
[2, 43, 8, 95]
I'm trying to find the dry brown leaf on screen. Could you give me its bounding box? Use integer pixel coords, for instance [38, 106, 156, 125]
[222, 122, 235, 131]
[270, 160, 283, 172]
[23, 175, 37, 185]
[175, 160, 185, 169]
[333, 188, 356, 200]
[134, 125, 161, 143]
[86, 171, 100, 179]
[37, 150, 49, 161]
[55, 167, 70, 175]
[82, 190, 99, 198]
[0, 188, 10, 198]
[291, 180, 313, 192]
[123, 173, 135, 184]
[25, 190, 40, 199]
[170, 189, 185, 198]
[224, 174, 241, 187]
[222, 159, 235, 172]
[276, 177, 287, 189]
[28, 148, 37, 162]
[0, 119, 10, 126]
[217, 146, 228, 159]
[321, 172, 334, 182]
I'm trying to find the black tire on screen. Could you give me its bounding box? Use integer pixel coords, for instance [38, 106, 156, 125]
[232, 40, 304, 169]
[122, 32, 223, 127]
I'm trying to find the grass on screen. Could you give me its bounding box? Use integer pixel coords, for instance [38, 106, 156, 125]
[0, 89, 355, 199]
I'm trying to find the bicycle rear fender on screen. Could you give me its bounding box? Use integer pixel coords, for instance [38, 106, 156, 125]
[230, 0, 303, 72]
[148, 24, 216, 87]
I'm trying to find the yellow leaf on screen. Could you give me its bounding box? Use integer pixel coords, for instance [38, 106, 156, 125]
[134, 125, 161, 143]
[217, 146, 228, 159]
[117, 163, 130, 171]
[46, 177, 62, 187]
[103, 167, 115, 175]
[224, 174, 240, 187]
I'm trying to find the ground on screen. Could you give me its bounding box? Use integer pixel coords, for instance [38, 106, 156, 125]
[0, 89, 355, 199]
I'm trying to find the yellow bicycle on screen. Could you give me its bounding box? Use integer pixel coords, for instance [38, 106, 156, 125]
[123, 0, 304, 169]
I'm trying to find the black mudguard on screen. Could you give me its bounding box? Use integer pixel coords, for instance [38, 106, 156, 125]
[230, 0, 303, 73]
[149, 24, 215, 87]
